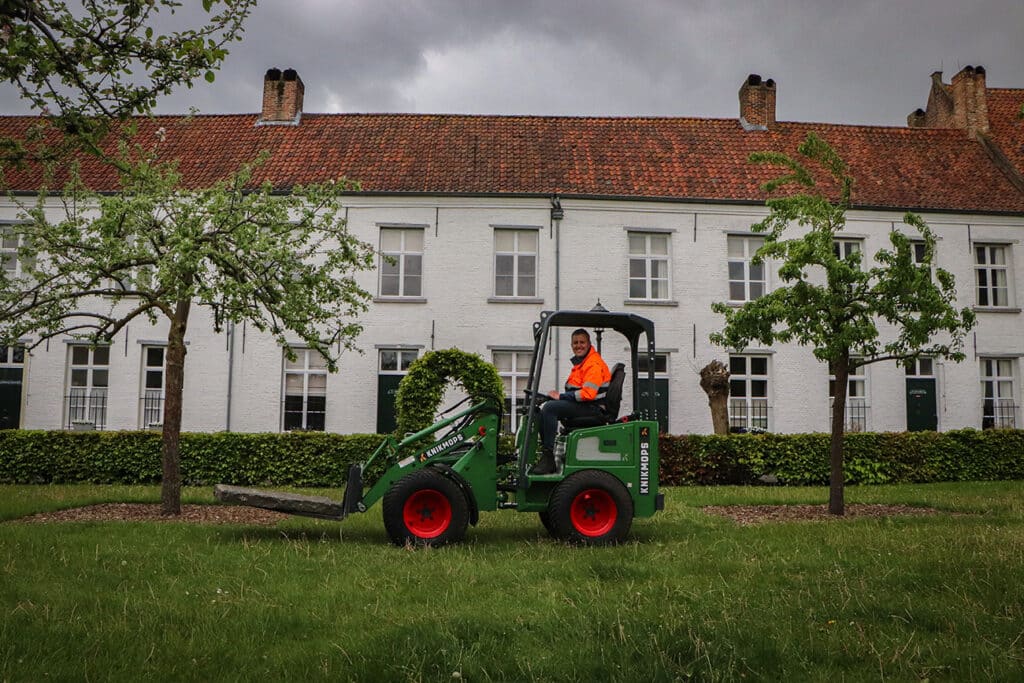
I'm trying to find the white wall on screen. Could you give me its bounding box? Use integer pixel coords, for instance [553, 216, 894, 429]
[4, 196, 1023, 435]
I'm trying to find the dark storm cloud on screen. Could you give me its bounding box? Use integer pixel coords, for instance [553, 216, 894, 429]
[1, 0, 1021, 125]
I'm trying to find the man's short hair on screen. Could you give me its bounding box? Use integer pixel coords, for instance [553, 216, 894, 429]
[571, 328, 590, 342]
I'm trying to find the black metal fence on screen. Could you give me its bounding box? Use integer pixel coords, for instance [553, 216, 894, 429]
[65, 390, 107, 430]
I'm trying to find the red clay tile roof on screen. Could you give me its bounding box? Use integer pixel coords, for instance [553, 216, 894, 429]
[986, 88, 1024, 173]
[2, 110, 1024, 214]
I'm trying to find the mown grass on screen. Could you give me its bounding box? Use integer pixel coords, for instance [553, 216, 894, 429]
[2, 482, 1023, 681]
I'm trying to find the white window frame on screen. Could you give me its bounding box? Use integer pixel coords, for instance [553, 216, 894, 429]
[492, 349, 533, 433]
[728, 354, 770, 432]
[66, 345, 110, 430]
[974, 244, 1012, 308]
[829, 362, 869, 432]
[140, 345, 166, 429]
[282, 348, 328, 432]
[379, 348, 419, 375]
[627, 231, 671, 301]
[727, 235, 766, 302]
[378, 227, 424, 298]
[980, 357, 1018, 429]
[0, 222, 30, 278]
[493, 228, 538, 299]
[834, 238, 863, 262]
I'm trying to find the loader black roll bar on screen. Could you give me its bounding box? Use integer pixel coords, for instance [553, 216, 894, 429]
[517, 309, 658, 481]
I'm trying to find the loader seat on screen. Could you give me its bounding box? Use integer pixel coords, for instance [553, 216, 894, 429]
[563, 362, 625, 431]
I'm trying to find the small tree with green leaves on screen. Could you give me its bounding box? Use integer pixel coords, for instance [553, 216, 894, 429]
[711, 132, 976, 514]
[0, 0, 254, 162]
[0, 144, 374, 515]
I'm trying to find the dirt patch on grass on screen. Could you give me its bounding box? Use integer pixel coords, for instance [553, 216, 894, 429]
[15, 503, 288, 525]
[703, 503, 940, 525]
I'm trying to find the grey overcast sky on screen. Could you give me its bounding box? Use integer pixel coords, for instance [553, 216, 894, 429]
[1, 0, 1022, 126]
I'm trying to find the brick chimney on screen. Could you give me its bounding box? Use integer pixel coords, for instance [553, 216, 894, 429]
[259, 68, 304, 125]
[907, 66, 989, 137]
[739, 74, 776, 130]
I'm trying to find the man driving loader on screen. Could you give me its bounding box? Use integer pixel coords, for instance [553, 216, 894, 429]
[532, 328, 611, 474]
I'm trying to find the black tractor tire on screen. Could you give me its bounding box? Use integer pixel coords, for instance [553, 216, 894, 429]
[538, 510, 555, 536]
[548, 470, 634, 545]
[382, 468, 470, 547]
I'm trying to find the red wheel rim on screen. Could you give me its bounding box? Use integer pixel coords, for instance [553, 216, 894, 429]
[402, 489, 452, 539]
[569, 488, 617, 537]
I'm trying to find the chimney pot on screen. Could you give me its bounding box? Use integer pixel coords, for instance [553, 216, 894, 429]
[265, 68, 282, 81]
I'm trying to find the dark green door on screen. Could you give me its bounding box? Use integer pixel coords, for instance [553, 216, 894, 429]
[377, 374, 403, 434]
[0, 366, 23, 430]
[906, 378, 937, 431]
[638, 377, 669, 434]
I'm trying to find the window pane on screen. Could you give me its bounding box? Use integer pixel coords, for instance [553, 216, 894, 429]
[495, 254, 514, 277]
[650, 258, 667, 279]
[629, 259, 646, 278]
[494, 231, 515, 251]
[727, 236, 743, 258]
[380, 351, 397, 371]
[729, 356, 746, 375]
[728, 262, 744, 280]
[919, 358, 932, 376]
[380, 274, 400, 296]
[749, 262, 764, 280]
[285, 374, 303, 392]
[308, 352, 328, 370]
[147, 347, 164, 367]
[405, 229, 424, 251]
[751, 357, 768, 375]
[92, 369, 108, 388]
[380, 229, 402, 252]
[990, 247, 1005, 266]
[0, 254, 14, 273]
[493, 352, 512, 371]
[518, 230, 537, 251]
[72, 347, 89, 365]
[404, 254, 422, 276]
[495, 276, 513, 296]
[975, 247, 987, 264]
[628, 234, 646, 254]
[71, 369, 88, 387]
[400, 351, 418, 370]
[729, 379, 746, 397]
[307, 374, 327, 394]
[997, 360, 1012, 376]
[751, 380, 768, 398]
[518, 255, 536, 277]
[629, 280, 646, 299]
[518, 275, 535, 297]
[651, 279, 667, 299]
[145, 370, 162, 389]
[729, 282, 745, 300]
[380, 258, 400, 278]
[749, 282, 764, 299]
[93, 347, 110, 365]
[650, 235, 669, 255]
[404, 275, 421, 297]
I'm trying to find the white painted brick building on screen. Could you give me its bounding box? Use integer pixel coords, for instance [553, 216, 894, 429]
[2, 67, 1022, 435]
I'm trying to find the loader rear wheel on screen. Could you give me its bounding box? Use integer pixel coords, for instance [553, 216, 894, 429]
[548, 470, 633, 545]
[538, 510, 555, 536]
[383, 468, 469, 547]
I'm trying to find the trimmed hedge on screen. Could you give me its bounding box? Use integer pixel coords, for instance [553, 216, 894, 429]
[659, 430, 1024, 486]
[0, 428, 1021, 487]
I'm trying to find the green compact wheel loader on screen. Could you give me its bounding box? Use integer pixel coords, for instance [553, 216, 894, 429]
[215, 309, 664, 545]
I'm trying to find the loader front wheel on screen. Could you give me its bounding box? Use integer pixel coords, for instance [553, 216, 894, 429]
[549, 470, 633, 545]
[383, 468, 469, 547]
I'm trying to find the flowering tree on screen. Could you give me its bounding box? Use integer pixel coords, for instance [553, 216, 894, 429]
[0, 145, 374, 514]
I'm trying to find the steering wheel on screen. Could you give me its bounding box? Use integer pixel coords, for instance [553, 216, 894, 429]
[523, 389, 551, 405]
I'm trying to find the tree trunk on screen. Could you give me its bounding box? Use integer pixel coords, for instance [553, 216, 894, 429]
[828, 352, 849, 516]
[700, 360, 731, 435]
[161, 298, 191, 516]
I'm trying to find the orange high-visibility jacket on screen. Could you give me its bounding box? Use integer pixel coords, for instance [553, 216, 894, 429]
[561, 346, 611, 402]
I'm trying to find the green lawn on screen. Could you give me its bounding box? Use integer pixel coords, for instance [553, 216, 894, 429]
[2, 482, 1023, 682]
